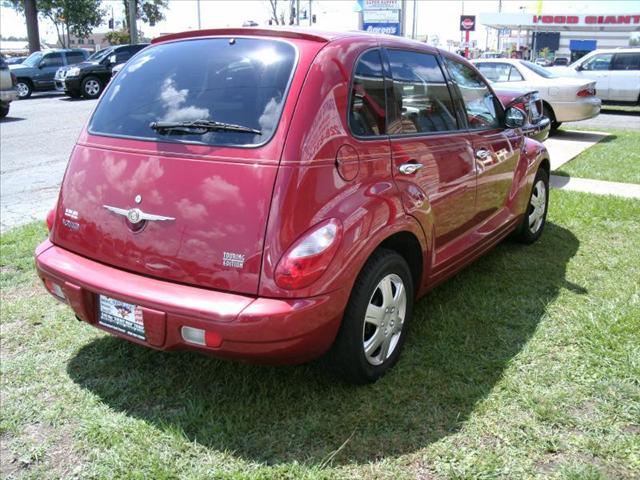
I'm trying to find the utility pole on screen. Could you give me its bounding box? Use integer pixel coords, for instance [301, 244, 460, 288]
[128, 0, 138, 44]
[411, 0, 417, 40]
[24, 0, 41, 53]
[308, 0, 312, 26]
[197, 0, 201, 29]
[296, 0, 300, 25]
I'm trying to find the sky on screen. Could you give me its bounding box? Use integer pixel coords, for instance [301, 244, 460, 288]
[1, 0, 638, 50]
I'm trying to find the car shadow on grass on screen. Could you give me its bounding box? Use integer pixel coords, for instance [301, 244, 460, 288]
[67, 222, 582, 466]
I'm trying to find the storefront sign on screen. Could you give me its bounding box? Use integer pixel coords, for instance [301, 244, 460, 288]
[533, 14, 640, 25]
[362, 0, 401, 10]
[363, 10, 399, 23]
[460, 15, 476, 31]
[363, 22, 400, 35]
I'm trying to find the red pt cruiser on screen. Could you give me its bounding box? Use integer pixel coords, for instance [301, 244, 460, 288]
[35, 28, 550, 383]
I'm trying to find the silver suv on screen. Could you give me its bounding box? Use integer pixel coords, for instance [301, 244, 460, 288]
[0, 55, 18, 118]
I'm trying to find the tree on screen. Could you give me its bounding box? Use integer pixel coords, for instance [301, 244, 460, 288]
[5, 0, 104, 48]
[122, 0, 168, 29]
[104, 28, 129, 45]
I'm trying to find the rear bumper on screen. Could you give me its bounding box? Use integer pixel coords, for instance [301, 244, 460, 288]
[552, 97, 601, 123]
[523, 116, 550, 142]
[0, 88, 18, 103]
[34, 240, 347, 364]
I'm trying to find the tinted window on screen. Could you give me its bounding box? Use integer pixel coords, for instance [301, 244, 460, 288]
[445, 58, 501, 130]
[477, 63, 523, 82]
[41, 52, 64, 68]
[349, 49, 386, 136]
[66, 51, 86, 64]
[611, 53, 640, 71]
[386, 50, 458, 134]
[89, 38, 296, 147]
[582, 54, 613, 71]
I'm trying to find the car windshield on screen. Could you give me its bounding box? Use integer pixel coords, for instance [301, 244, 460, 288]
[22, 51, 43, 67]
[87, 47, 113, 62]
[520, 60, 556, 78]
[89, 37, 297, 147]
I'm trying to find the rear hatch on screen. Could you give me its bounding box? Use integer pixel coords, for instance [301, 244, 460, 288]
[51, 36, 303, 295]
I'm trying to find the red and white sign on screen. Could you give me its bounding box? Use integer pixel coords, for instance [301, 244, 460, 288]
[460, 15, 476, 31]
[533, 14, 640, 25]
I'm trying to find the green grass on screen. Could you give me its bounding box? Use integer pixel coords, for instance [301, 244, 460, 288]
[553, 130, 640, 184]
[1, 190, 640, 479]
[600, 105, 640, 114]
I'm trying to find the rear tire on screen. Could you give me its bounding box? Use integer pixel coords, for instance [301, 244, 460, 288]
[16, 80, 32, 99]
[0, 102, 9, 118]
[327, 249, 414, 384]
[513, 168, 549, 244]
[81, 76, 102, 99]
[543, 104, 561, 134]
[65, 90, 82, 99]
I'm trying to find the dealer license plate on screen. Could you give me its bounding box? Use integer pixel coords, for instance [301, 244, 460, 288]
[98, 295, 145, 340]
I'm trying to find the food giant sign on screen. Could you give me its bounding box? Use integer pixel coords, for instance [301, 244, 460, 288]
[533, 14, 640, 26]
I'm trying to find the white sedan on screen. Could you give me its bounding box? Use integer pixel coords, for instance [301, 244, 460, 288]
[472, 58, 601, 133]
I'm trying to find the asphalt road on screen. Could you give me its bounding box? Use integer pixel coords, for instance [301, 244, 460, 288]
[0, 93, 97, 232]
[0, 94, 638, 232]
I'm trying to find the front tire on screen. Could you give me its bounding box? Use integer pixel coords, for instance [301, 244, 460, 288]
[513, 168, 549, 244]
[16, 80, 32, 99]
[65, 90, 82, 99]
[327, 249, 414, 384]
[81, 76, 102, 99]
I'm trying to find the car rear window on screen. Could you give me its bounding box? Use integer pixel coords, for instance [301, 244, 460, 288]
[89, 37, 297, 147]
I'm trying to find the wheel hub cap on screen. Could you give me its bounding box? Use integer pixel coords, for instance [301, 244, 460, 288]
[528, 179, 547, 234]
[362, 273, 407, 366]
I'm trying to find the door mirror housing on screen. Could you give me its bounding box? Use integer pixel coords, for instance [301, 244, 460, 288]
[108, 54, 117, 65]
[504, 106, 527, 128]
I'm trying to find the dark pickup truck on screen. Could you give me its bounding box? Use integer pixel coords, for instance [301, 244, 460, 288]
[55, 43, 148, 99]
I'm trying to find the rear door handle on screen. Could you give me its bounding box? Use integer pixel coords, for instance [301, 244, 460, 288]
[399, 163, 423, 175]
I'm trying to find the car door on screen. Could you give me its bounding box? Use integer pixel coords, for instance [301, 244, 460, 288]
[385, 48, 477, 249]
[33, 52, 64, 89]
[443, 57, 519, 225]
[577, 53, 613, 100]
[610, 52, 640, 103]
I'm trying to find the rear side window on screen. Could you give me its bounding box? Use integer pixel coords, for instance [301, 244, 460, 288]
[349, 49, 386, 137]
[445, 58, 501, 130]
[66, 51, 86, 64]
[41, 53, 64, 68]
[611, 53, 640, 71]
[477, 63, 523, 82]
[387, 49, 458, 134]
[89, 38, 297, 147]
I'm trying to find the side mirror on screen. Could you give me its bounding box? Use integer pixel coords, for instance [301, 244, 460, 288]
[505, 106, 527, 129]
[108, 54, 117, 65]
[38, 61, 45, 69]
[575, 64, 584, 71]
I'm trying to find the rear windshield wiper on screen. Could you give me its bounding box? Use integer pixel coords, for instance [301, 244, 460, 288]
[149, 120, 261, 135]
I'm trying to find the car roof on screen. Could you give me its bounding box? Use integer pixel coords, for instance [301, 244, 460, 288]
[472, 58, 522, 63]
[584, 48, 640, 54]
[152, 27, 441, 52]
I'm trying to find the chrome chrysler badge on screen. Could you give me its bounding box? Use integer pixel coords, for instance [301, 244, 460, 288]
[103, 205, 175, 224]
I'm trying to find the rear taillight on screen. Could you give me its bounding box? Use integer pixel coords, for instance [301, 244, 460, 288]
[275, 219, 342, 290]
[10, 72, 16, 86]
[46, 205, 56, 231]
[577, 87, 596, 97]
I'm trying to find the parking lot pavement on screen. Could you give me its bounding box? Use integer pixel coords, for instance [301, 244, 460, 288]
[0, 93, 97, 232]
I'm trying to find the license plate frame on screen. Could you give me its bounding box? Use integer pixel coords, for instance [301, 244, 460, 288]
[98, 295, 146, 341]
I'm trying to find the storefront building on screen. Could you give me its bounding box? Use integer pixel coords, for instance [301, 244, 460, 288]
[479, 12, 639, 61]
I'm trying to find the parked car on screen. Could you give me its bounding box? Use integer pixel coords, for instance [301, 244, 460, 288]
[9, 48, 88, 98]
[472, 58, 600, 132]
[480, 51, 505, 59]
[35, 28, 550, 384]
[552, 57, 569, 66]
[0, 55, 18, 118]
[495, 89, 550, 142]
[534, 57, 551, 67]
[5, 56, 27, 65]
[548, 48, 640, 105]
[55, 43, 149, 99]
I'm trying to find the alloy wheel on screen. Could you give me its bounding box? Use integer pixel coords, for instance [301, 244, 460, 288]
[528, 179, 547, 234]
[84, 79, 100, 97]
[362, 273, 407, 366]
[16, 82, 30, 98]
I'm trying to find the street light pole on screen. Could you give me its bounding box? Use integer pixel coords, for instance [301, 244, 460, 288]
[128, 0, 138, 44]
[197, 0, 201, 29]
